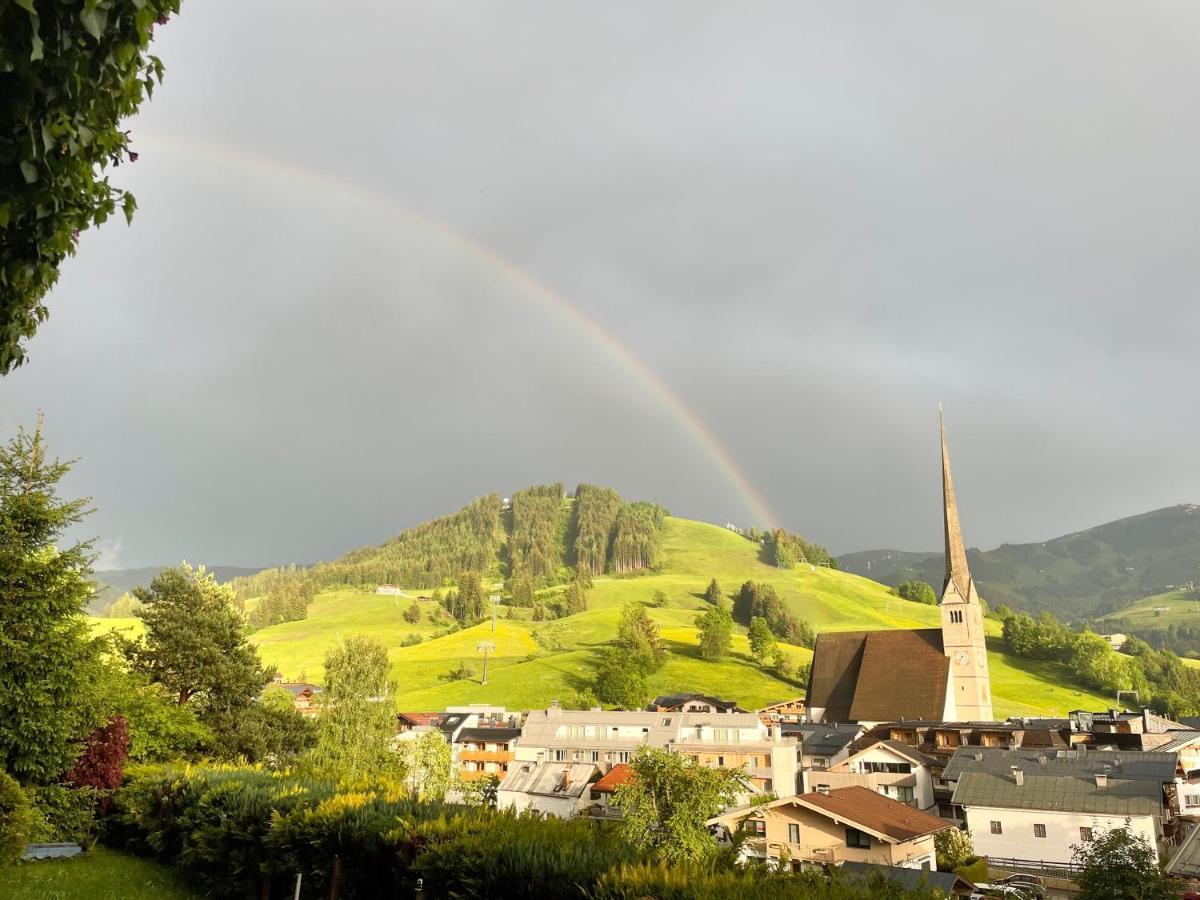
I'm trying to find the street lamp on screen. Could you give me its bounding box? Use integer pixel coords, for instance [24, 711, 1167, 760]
[477, 641, 495, 685]
[489, 594, 501, 631]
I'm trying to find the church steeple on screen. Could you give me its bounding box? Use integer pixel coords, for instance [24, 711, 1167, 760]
[940, 405, 972, 601]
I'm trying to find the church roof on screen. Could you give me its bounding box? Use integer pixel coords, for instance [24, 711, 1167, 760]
[940, 408, 973, 601]
[806, 628, 949, 724]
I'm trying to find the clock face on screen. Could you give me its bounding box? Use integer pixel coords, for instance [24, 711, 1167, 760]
[955, 651, 969, 665]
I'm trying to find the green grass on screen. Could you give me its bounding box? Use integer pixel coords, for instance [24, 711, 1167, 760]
[1101, 588, 1200, 629]
[0, 847, 201, 900]
[89, 516, 1114, 717]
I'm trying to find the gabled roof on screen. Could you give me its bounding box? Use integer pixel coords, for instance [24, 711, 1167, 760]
[456, 727, 521, 744]
[806, 628, 949, 724]
[651, 693, 747, 713]
[952, 771, 1162, 817]
[758, 698, 807, 713]
[397, 712, 441, 727]
[1146, 730, 1200, 754]
[591, 763, 633, 794]
[796, 787, 951, 842]
[786, 722, 861, 757]
[942, 747, 1178, 783]
[842, 739, 938, 769]
[498, 762, 598, 799]
[274, 682, 320, 696]
[712, 787, 950, 843]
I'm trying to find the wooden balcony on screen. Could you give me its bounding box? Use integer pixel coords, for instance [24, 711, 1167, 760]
[459, 750, 515, 763]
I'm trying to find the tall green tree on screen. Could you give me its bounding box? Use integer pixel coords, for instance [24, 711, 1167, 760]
[126, 564, 272, 718]
[1072, 825, 1175, 900]
[564, 581, 588, 615]
[695, 606, 733, 661]
[704, 578, 723, 605]
[311, 636, 397, 779]
[747, 616, 777, 667]
[0, 0, 181, 373]
[455, 571, 485, 623]
[397, 730, 452, 801]
[612, 747, 749, 863]
[616, 602, 666, 671]
[0, 421, 95, 782]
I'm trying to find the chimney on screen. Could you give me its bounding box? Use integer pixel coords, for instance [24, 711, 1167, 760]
[548, 701, 561, 719]
[817, 785, 831, 796]
[1011, 766, 1024, 786]
[771, 724, 783, 741]
[1143, 708, 1154, 733]
[1095, 773, 1109, 789]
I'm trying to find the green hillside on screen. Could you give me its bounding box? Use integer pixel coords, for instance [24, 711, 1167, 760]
[841, 504, 1200, 620]
[1101, 588, 1200, 630]
[234, 516, 1108, 716]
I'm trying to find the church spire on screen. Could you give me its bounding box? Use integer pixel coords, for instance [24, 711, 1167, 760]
[940, 405, 972, 600]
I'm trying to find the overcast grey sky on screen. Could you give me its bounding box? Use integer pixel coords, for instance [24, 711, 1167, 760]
[4, 1, 1199, 569]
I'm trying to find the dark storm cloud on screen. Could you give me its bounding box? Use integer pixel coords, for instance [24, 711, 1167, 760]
[4, 1, 1199, 566]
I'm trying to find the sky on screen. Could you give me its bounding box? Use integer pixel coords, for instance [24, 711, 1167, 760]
[4, 1, 1200, 569]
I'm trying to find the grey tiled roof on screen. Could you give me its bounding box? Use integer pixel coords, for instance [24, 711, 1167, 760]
[787, 722, 861, 756]
[497, 761, 598, 799]
[951, 771, 1162, 817]
[942, 747, 1177, 783]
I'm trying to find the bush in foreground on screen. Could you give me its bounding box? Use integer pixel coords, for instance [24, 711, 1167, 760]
[0, 770, 34, 867]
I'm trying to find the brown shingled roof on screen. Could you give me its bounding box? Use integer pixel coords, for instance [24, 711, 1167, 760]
[798, 786, 951, 842]
[591, 763, 633, 794]
[848, 629, 947, 723]
[805, 631, 868, 723]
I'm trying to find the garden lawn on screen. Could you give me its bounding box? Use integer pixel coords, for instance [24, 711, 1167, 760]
[0, 847, 202, 900]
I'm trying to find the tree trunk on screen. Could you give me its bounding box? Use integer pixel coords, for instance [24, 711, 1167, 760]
[329, 856, 342, 900]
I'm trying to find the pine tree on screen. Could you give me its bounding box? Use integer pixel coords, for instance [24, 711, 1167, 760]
[0, 421, 96, 783]
[704, 578, 723, 605]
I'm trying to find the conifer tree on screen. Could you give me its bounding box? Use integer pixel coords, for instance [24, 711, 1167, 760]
[704, 578, 723, 605]
[0, 421, 95, 782]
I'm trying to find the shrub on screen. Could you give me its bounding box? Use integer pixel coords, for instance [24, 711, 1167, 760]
[26, 784, 99, 847]
[0, 770, 33, 867]
[954, 855, 989, 884]
[401, 633, 423, 647]
[68, 715, 130, 791]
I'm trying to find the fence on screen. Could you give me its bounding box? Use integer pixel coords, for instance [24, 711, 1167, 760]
[987, 855, 1082, 879]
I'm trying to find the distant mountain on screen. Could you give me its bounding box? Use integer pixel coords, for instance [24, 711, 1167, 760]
[841, 505, 1200, 620]
[90, 565, 265, 613]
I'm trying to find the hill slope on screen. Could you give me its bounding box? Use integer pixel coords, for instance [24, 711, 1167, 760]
[841, 504, 1200, 619]
[242, 516, 1108, 716]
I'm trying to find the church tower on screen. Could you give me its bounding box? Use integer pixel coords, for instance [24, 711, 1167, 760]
[938, 408, 993, 721]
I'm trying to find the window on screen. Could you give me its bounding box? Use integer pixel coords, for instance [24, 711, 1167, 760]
[616, 751, 631, 763]
[895, 786, 915, 804]
[990, 821, 1002, 835]
[811, 757, 829, 769]
[1034, 824, 1046, 838]
[1187, 796, 1200, 809]
[590, 750, 600, 763]
[717, 755, 725, 766]
[742, 819, 766, 836]
[1080, 827, 1093, 842]
[861, 761, 912, 774]
[788, 823, 800, 844]
[662, 718, 672, 726]
[845, 828, 871, 849]
[553, 749, 567, 762]
[763, 779, 773, 792]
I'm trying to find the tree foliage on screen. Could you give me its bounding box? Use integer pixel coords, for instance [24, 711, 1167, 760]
[239, 566, 316, 629]
[127, 564, 272, 720]
[65, 715, 129, 791]
[610, 502, 667, 574]
[704, 578, 723, 605]
[397, 730, 452, 802]
[0, 770, 33, 868]
[573, 483, 623, 576]
[509, 483, 568, 582]
[565, 581, 588, 615]
[311, 636, 396, 779]
[897, 580, 937, 605]
[1072, 824, 1175, 900]
[733, 581, 815, 648]
[0, 421, 95, 783]
[612, 747, 749, 863]
[320, 494, 503, 589]
[695, 605, 733, 661]
[747, 616, 777, 666]
[0, 0, 180, 373]
[934, 827, 974, 872]
[768, 529, 837, 570]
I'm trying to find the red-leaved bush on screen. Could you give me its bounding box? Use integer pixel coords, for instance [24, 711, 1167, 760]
[67, 716, 130, 791]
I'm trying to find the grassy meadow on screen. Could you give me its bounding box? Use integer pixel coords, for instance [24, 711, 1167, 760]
[89, 516, 1112, 716]
[0, 848, 201, 900]
[1102, 588, 1200, 629]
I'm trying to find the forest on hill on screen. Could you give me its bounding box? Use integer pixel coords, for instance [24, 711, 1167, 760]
[841, 504, 1200, 620]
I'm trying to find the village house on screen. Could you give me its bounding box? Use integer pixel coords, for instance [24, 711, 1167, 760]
[804, 739, 939, 811]
[708, 786, 951, 872]
[586, 762, 632, 820]
[650, 693, 746, 714]
[496, 761, 600, 818]
[517, 705, 800, 797]
[455, 726, 521, 783]
[786, 722, 862, 772]
[944, 746, 1176, 865]
[757, 698, 807, 726]
[268, 677, 322, 717]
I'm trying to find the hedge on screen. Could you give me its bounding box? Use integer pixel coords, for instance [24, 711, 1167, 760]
[106, 766, 952, 899]
[0, 770, 34, 867]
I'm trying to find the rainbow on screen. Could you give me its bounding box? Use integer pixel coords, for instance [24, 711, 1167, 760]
[138, 134, 780, 529]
